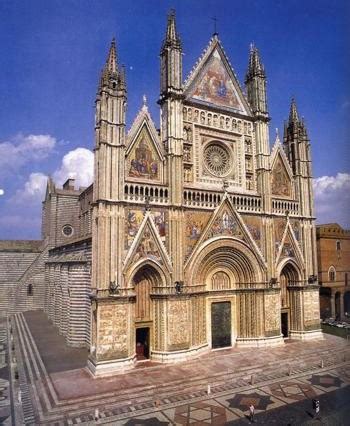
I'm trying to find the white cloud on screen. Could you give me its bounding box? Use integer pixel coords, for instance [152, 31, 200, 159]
[0, 189, 4, 196]
[13, 147, 94, 205]
[313, 173, 350, 228]
[13, 172, 48, 204]
[0, 134, 56, 174]
[53, 147, 93, 188]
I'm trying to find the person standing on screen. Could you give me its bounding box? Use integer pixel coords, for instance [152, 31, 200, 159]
[312, 399, 320, 419]
[94, 407, 99, 422]
[249, 404, 255, 423]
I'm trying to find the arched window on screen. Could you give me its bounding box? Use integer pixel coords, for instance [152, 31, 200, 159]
[328, 266, 336, 282]
[336, 240, 341, 251]
[27, 283, 33, 296]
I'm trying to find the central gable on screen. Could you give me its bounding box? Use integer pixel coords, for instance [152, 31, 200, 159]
[126, 124, 162, 182]
[184, 38, 250, 115]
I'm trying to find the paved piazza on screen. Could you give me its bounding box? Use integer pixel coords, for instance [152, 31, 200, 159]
[6, 310, 350, 425]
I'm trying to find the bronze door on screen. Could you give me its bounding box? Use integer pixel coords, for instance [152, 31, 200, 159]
[211, 301, 231, 348]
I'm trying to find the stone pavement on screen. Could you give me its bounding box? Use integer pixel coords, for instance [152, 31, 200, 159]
[10, 310, 350, 425]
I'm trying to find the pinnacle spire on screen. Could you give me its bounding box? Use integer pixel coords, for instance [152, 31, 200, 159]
[162, 9, 181, 50]
[246, 43, 265, 79]
[289, 98, 299, 123]
[105, 38, 117, 73]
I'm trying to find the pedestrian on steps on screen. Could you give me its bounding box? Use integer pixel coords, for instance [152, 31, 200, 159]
[249, 404, 255, 423]
[94, 407, 99, 422]
[312, 399, 320, 419]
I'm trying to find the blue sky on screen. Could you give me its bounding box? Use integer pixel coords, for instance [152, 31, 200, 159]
[0, 0, 349, 239]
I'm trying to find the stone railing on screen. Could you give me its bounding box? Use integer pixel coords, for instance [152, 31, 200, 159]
[272, 198, 299, 215]
[183, 189, 262, 212]
[124, 183, 169, 205]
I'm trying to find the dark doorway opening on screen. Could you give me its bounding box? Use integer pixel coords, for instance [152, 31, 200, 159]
[211, 301, 231, 349]
[136, 327, 150, 360]
[281, 312, 289, 338]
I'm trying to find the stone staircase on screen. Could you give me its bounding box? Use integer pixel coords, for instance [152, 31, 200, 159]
[12, 311, 350, 425]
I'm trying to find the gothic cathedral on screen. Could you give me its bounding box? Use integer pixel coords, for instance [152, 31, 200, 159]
[82, 12, 322, 375]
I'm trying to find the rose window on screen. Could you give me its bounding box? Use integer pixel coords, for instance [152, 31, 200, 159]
[204, 143, 231, 177]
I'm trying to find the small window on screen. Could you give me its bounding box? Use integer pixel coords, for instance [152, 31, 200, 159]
[27, 283, 33, 296]
[345, 273, 348, 286]
[328, 266, 336, 282]
[336, 240, 341, 251]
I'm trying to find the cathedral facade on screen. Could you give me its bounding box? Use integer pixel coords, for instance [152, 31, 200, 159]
[5, 13, 322, 375]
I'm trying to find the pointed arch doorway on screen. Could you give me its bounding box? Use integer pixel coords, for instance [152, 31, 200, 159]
[279, 263, 299, 338]
[132, 264, 161, 361]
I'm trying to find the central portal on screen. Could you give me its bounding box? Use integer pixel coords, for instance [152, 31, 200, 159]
[136, 327, 150, 360]
[211, 301, 231, 349]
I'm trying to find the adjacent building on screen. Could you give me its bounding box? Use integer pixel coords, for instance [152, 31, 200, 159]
[317, 223, 350, 320]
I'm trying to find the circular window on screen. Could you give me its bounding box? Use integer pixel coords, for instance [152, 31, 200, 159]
[204, 143, 231, 177]
[62, 224, 74, 237]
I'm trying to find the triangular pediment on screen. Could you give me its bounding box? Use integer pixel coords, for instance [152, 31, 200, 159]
[126, 113, 163, 181]
[270, 145, 294, 198]
[123, 212, 172, 272]
[276, 221, 304, 267]
[185, 195, 265, 267]
[184, 37, 251, 115]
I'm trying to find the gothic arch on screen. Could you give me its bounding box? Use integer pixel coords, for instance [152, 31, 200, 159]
[276, 258, 303, 283]
[187, 237, 266, 285]
[125, 258, 170, 289]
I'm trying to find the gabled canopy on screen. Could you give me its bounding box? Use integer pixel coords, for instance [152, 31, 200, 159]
[184, 35, 252, 116]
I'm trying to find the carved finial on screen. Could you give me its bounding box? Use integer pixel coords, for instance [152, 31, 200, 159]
[275, 127, 281, 145]
[144, 195, 151, 212]
[142, 94, 148, 111]
[222, 179, 229, 193]
[211, 17, 218, 36]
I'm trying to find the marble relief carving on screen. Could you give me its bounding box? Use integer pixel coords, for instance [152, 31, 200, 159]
[168, 300, 190, 348]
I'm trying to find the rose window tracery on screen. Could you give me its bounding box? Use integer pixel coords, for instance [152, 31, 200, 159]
[204, 143, 231, 177]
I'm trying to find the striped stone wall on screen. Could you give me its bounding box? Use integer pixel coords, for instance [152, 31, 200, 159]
[45, 240, 92, 348]
[0, 240, 47, 317]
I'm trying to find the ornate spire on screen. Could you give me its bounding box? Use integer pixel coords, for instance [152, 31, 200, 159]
[161, 9, 181, 50]
[246, 43, 265, 80]
[106, 38, 117, 73]
[289, 98, 299, 124]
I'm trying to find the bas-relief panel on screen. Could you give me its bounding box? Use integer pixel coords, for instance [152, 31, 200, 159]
[185, 211, 211, 260]
[243, 215, 262, 248]
[271, 156, 292, 197]
[264, 293, 280, 335]
[127, 127, 160, 180]
[168, 300, 190, 349]
[98, 304, 128, 358]
[190, 49, 244, 112]
[125, 209, 167, 250]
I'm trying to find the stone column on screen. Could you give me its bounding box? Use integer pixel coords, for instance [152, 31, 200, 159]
[340, 291, 345, 320]
[330, 291, 335, 318]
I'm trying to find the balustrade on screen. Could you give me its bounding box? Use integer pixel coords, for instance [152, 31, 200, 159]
[272, 198, 300, 215]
